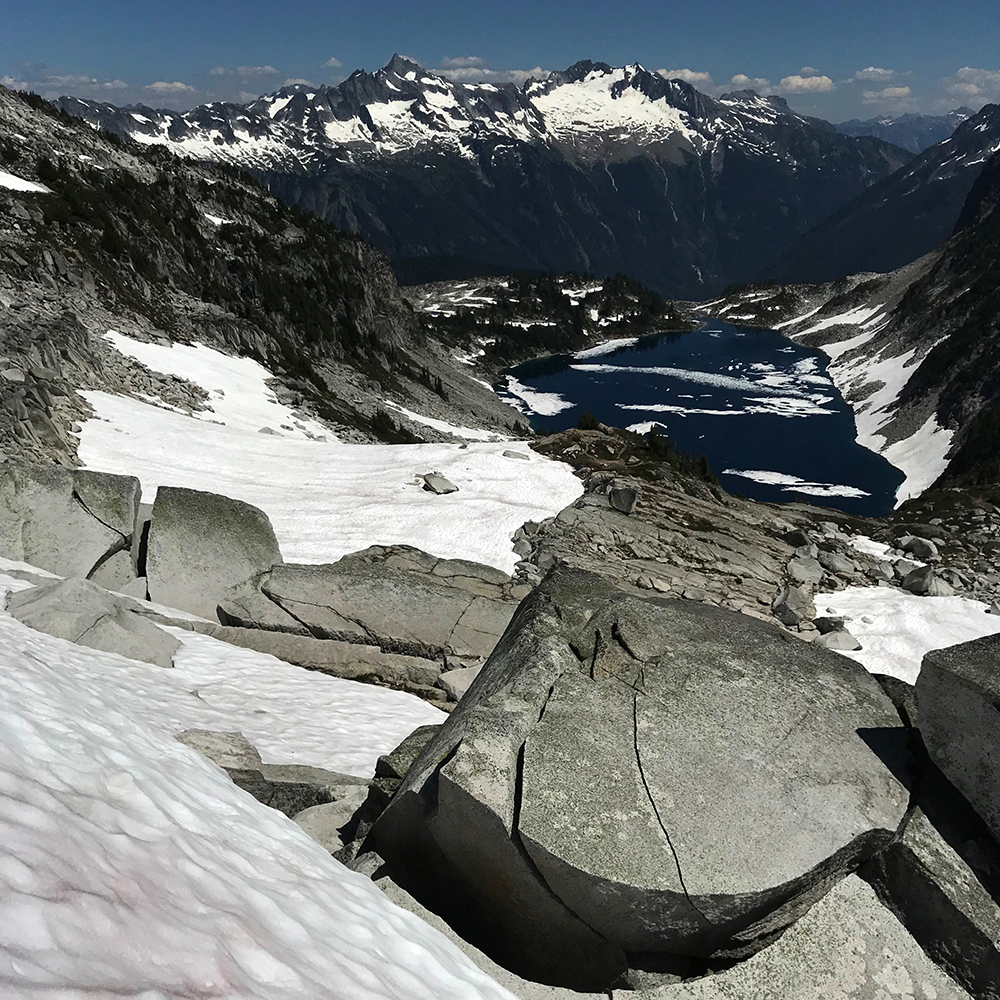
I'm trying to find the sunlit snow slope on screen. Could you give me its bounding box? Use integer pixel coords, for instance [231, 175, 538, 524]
[0, 573, 515, 1000]
[78, 334, 583, 573]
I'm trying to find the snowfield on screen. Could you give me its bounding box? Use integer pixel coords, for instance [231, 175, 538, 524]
[815, 585, 1000, 683]
[78, 334, 583, 574]
[0, 575, 514, 1000]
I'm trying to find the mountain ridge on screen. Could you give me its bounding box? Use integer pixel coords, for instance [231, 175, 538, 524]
[55, 56, 912, 298]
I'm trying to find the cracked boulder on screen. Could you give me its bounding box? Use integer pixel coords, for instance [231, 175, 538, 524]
[366, 567, 909, 992]
[146, 486, 282, 621]
[6, 577, 179, 668]
[0, 458, 140, 581]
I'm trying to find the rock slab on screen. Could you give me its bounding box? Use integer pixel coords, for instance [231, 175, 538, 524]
[146, 486, 282, 621]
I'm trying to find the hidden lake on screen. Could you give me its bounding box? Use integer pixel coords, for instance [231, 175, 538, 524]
[496, 319, 905, 517]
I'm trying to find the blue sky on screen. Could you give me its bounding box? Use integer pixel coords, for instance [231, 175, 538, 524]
[2, 0, 998, 120]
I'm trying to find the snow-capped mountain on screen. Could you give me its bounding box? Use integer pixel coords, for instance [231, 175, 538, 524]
[57, 57, 912, 298]
[836, 108, 972, 154]
[764, 103, 1000, 284]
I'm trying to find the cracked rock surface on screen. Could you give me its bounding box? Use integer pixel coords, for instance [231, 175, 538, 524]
[5, 577, 178, 668]
[0, 458, 140, 580]
[366, 566, 910, 991]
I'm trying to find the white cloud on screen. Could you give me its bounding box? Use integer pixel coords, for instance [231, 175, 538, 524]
[101, 79, 128, 91]
[862, 85, 913, 103]
[283, 78, 316, 88]
[657, 68, 713, 85]
[237, 90, 259, 103]
[323, 56, 343, 69]
[728, 73, 771, 91]
[799, 66, 821, 76]
[848, 66, 897, 83]
[210, 65, 280, 78]
[440, 56, 485, 69]
[776, 74, 835, 94]
[435, 65, 546, 85]
[945, 66, 1000, 101]
[145, 81, 197, 94]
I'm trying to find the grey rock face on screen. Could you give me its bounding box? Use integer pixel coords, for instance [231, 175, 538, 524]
[901, 535, 940, 561]
[146, 486, 282, 620]
[368, 568, 908, 989]
[902, 565, 956, 596]
[772, 584, 816, 626]
[6, 577, 178, 668]
[630, 876, 971, 1000]
[861, 766, 1000, 1000]
[917, 634, 1000, 842]
[608, 483, 638, 514]
[814, 629, 863, 651]
[0, 459, 141, 579]
[262, 561, 513, 660]
[787, 555, 824, 585]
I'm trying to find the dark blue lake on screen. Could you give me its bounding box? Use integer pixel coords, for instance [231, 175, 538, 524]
[497, 321, 905, 517]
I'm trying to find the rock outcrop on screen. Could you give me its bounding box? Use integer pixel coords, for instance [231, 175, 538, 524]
[5, 577, 178, 668]
[916, 634, 1000, 842]
[364, 567, 910, 990]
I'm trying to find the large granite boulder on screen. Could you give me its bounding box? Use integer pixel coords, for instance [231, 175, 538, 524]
[6, 577, 178, 668]
[862, 765, 1000, 1000]
[366, 568, 909, 991]
[0, 459, 141, 581]
[146, 487, 282, 620]
[916, 634, 1000, 842]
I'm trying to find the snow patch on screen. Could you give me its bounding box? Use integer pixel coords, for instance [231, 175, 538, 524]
[0, 587, 515, 999]
[0, 169, 51, 194]
[815, 585, 1000, 683]
[499, 376, 575, 417]
[723, 469, 870, 498]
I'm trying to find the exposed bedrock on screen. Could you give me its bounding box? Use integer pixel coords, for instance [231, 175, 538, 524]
[364, 567, 910, 991]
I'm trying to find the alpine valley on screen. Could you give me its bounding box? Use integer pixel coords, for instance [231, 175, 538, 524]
[5, 42, 1000, 1000]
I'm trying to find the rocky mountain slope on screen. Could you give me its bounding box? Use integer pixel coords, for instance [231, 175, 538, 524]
[764, 103, 1000, 284]
[836, 108, 971, 153]
[706, 148, 1000, 497]
[57, 56, 912, 298]
[0, 85, 532, 463]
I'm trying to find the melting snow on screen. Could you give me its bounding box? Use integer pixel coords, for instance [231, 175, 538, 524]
[572, 337, 639, 359]
[499, 376, 576, 417]
[0, 578, 515, 999]
[816, 585, 1000, 683]
[722, 469, 871, 498]
[79, 337, 581, 573]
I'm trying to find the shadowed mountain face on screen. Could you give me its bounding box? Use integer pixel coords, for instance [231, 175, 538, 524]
[57, 57, 911, 299]
[836, 109, 972, 154]
[705, 147, 1000, 492]
[762, 105, 1000, 285]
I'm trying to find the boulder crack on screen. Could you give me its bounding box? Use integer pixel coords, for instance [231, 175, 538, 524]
[632, 684, 713, 929]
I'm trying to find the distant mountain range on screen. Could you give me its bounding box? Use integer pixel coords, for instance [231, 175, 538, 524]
[56, 56, 912, 298]
[836, 108, 972, 154]
[762, 103, 1000, 284]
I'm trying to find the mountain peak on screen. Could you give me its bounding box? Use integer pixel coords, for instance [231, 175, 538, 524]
[384, 54, 425, 76]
